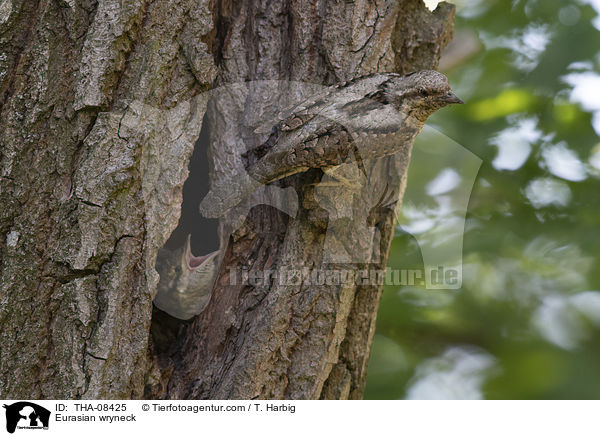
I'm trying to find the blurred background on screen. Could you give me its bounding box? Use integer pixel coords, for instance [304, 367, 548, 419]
[365, 0, 600, 399]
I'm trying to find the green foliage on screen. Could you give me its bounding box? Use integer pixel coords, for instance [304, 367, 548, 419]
[366, 0, 600, 399]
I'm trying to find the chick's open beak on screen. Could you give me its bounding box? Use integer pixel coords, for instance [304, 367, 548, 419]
[442, 91, 464, 105]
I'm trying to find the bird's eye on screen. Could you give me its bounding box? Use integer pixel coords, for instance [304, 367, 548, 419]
[420, 89, 430, 97]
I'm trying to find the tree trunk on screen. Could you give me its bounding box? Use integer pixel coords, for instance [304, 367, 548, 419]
[0, 0, 453, 399]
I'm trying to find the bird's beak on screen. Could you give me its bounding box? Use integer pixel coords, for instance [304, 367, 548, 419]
[442, 91, 464, 105]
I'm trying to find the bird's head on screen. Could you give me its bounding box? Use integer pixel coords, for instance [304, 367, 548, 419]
[383, 70, 463, 122]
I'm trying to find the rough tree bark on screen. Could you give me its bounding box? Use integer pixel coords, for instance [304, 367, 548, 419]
[0, 0, 453, 399]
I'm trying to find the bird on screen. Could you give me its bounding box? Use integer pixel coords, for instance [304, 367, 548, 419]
[199, 70, 463, 218]
[153, 234, 219, 320]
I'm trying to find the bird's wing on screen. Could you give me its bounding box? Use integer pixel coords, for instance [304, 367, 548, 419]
[250, 73, 392, 138]
[246, 119, 359, 182]
[251, 83, 341, 136]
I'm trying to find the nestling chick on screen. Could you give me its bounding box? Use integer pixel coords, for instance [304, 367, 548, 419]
[154, 234, 219, 320]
